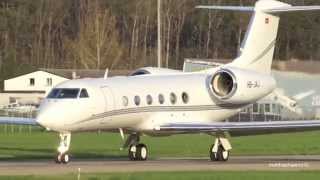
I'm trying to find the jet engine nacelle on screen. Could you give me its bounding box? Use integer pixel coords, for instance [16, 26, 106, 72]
[130, 67, 181, 76]
[207, 67, 276, 104]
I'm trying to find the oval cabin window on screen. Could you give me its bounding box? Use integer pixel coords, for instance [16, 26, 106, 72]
[158, 94, 165, 104]
[134, 96, 141, 106]
[146, 95, 153, 105]
[182, 92, 189, 104]
[170, 93, 177, 105]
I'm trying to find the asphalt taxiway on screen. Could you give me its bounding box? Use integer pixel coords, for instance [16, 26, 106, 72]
[1, 155, 320, 175]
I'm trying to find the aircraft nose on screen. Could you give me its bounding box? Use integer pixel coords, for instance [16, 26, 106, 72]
[36, 102, 61, 130]
[36, 111, 53, 129]
[36, 100, 80, 131]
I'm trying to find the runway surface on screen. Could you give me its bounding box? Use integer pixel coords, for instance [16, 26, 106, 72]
[1, 155, 320, 175]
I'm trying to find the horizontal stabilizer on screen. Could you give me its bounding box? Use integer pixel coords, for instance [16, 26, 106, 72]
[196, 5, 320, 14]
[264, 6, 320, 13]
[196, 6, 254, 12]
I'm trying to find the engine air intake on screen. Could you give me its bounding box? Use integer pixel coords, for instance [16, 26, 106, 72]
[209, 70, 237, 99]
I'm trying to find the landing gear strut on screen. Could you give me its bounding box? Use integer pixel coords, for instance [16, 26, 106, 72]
[55, 133, 71, 164]
[124, 134, 148, 161]
[209, 137, 231, 162]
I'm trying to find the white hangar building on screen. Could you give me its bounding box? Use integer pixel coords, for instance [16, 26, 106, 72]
[4, 71, 68, 94]
[0, 70, 68, 106]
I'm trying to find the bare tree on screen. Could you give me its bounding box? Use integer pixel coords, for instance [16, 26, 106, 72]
[70, 0, 123, 69]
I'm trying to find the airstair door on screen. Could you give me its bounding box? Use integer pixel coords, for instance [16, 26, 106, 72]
[100, 86, 115, 125]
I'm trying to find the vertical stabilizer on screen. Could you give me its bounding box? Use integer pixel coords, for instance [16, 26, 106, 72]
[230, 0, 290, 74]
[197, 0, 320, 74]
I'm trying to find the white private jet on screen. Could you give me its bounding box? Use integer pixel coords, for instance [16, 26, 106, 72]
[2, 0, 320, 164]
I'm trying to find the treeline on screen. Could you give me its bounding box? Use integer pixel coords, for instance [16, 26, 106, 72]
[0, 0, 320, 81]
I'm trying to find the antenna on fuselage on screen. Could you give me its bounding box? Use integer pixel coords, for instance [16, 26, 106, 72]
[104, 68, 109, 79]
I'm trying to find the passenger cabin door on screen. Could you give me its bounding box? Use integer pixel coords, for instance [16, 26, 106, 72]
[100, 86, 115, 124]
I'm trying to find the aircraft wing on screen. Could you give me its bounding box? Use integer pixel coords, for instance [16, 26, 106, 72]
[156, 120, 320, 136]
[0, 117, 38, 126]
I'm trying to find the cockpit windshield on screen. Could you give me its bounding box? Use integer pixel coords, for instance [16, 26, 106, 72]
[47, 88, 80, 99]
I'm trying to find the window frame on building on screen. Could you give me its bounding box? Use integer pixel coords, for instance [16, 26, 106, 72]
[259, 104, 265, 114]
[29, 78, 35, 86]
[265, 103, 271, 114]
[252, 103, 259, 114]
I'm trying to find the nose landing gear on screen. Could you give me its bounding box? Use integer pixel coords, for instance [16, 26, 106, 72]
[55, 133, 71, 164]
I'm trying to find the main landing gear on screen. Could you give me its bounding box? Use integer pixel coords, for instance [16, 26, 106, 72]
[52, 132, 230, 163]
[55, 133, 71, 164]
[123, 133, 231, 162]
[128, 144, 148, 161]
[124, 134, 148, 161]
[209, 137, 232, 162]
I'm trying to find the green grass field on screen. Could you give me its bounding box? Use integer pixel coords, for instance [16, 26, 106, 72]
[1, 128, 320, 179]
[0, 126, 320, 160]
[1, 171, 320, 180]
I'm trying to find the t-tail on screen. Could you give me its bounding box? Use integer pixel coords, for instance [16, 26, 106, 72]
[197, 0, 320, 74]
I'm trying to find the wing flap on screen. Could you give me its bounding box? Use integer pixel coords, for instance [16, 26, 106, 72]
[157, 120, 320, 136]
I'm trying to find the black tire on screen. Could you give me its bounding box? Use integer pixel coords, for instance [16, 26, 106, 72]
[61, 153, 70, 164]
[216, 145, 229, 162]
[128, 145, 136, 161]
[55, 153, 62, 164]
[209, 144, 218, 161]
[136, 144, 148, 161]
